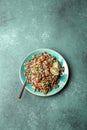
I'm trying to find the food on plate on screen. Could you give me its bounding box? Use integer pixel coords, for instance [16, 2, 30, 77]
[24, 52, 64, 94]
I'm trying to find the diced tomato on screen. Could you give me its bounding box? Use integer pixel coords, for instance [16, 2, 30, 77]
[45, 72, 49, 76]
[36, 78, 40, 83]
[48, 59, 51, 63]
[44, 78, 48, 82]
[50, 64, 53, 67]
[29, 62, 33, 67]
[42, 89, 48, 94]
[45, 70, 49, 76]
[24, 71, 28, 75]
[45, 73, 49, 76]
[39, 53, 42, 56]
[44, 52, 47, 55]
[41, 58, 45, 62]
[34, 57, 38, 61]
[38, 83, 42, 87]
[32, 72, 36, 75]
[41, 73, 44, 77]
[40, 60, 43, 64]
[24, 62, 29, 66]
[42, 77, 45, 81]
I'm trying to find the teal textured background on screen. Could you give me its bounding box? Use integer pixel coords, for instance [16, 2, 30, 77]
[0, 0, 87, 130]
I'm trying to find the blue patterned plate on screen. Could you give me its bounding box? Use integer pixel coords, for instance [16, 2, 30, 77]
[19, 48, 69, 96]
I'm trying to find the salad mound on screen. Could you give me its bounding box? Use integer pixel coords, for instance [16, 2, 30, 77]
[24, 52, 64, 94]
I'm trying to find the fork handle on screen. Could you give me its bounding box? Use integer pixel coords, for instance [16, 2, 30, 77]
[18, 81, 27, 99]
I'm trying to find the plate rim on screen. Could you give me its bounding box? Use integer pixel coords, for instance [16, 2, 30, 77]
[19, 48, 69, 97]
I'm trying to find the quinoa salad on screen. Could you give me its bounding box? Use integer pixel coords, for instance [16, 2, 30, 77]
[24, 52, 64, 94]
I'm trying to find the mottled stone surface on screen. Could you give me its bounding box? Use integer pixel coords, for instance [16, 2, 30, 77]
[0, 0, 87, 130]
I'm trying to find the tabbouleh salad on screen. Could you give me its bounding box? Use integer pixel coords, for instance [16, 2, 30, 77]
[24, 52, 64, 94]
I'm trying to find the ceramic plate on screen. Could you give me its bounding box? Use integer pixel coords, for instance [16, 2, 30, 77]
[19, 48, 69, 96]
